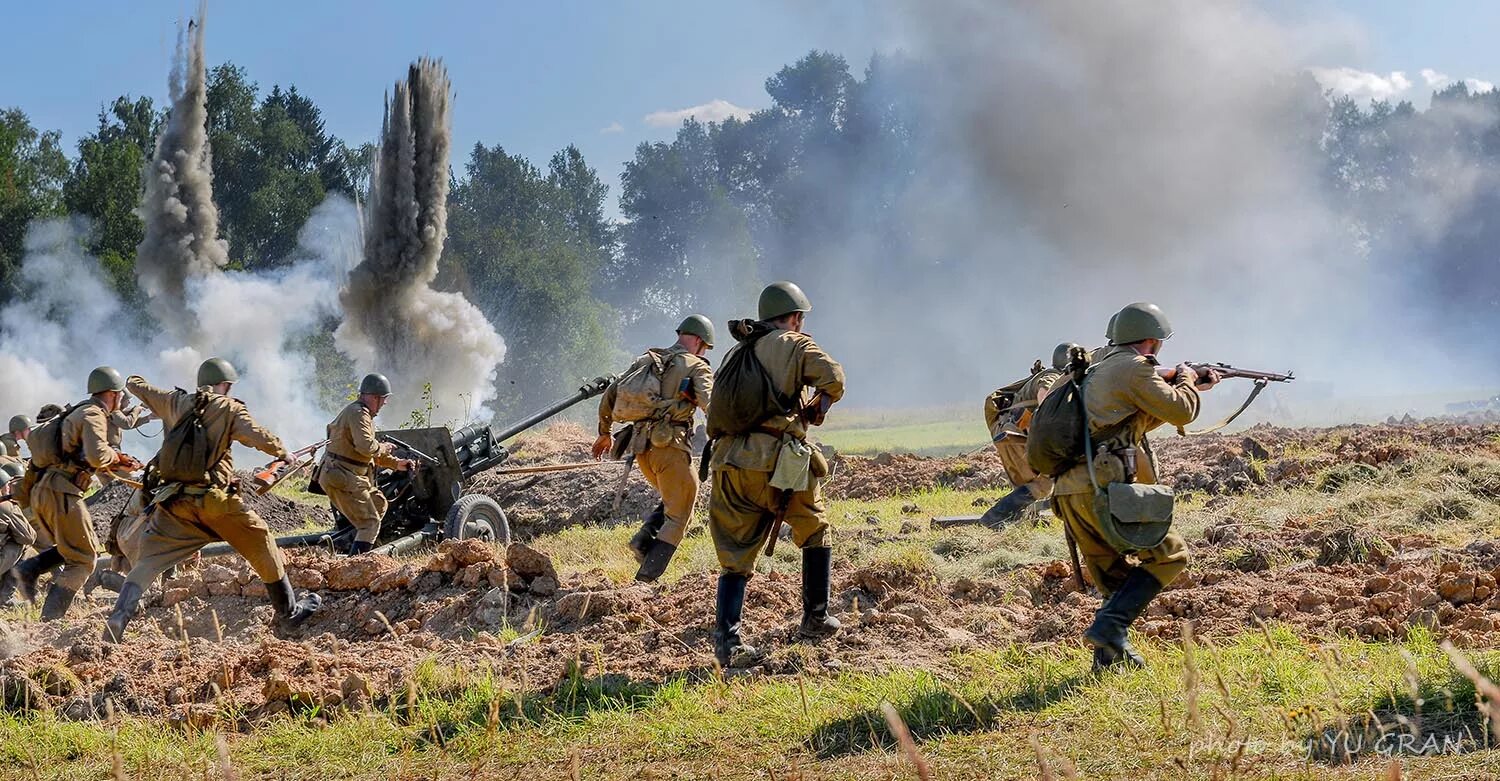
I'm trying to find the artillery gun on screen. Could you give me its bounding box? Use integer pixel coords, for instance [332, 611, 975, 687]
[200, 375, 613, 559]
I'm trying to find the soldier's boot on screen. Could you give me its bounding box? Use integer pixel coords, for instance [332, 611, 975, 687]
[628, 503, 667, 563]
[634, 540, 677, 584]
[713, 572, 761, 669]
[11, 547, 65, 604]
[1084, 568, 1161, 671]
[0, 576, 15, 608]
[798, 547, 841, 640]
[103, 581, 146, 643]
[977, 488, 1034, 530]
[39, 585, 77, 622]
[266, 577, 322, 632]
[347, 541, 374, 556]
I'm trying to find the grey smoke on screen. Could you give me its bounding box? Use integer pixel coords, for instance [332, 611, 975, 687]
[135, 11, 229, 345]
[337, 58, 504, 422]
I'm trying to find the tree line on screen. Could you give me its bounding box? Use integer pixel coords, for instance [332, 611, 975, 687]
[3, 51, 1497, 413]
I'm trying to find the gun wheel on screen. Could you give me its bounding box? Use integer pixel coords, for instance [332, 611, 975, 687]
[444, 494, 510, 545]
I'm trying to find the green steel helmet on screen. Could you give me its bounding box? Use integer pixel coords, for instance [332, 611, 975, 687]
[758, 281, 813, 321]
[7, 415, 31, 435]
[676, 314, 716, 348]
[0, 460, 22, 486]
[197, 357, 239, 387]
[1105, 312, 1120, 345]
[87, 366, 126, 395]
[359, 373, 393, 397]
[1110, 302, 1174, 344]
[1051, 343, 1082, 371]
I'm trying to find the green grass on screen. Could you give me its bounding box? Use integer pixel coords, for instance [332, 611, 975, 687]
[817, 405, 989, 456]
[3, 629, 1495, 779]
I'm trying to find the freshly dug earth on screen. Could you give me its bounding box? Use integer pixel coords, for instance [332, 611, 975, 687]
[84, 477, 323, 537]
[5, 420, 1499, 729]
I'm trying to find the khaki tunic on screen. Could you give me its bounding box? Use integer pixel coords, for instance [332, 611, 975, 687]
[319, 401, 401, 544]
[598, 346, 714, 543]
[708, 329, 845, 575]
[989, 367, 1064, 500]
[0, 498, 35, 578]
[32, 398, 120, 590]
[1050, 347, 1201, 593]
[123, 378, 291, 588]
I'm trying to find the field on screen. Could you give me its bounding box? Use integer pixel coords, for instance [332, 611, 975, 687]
[2, 419, 1500, 779]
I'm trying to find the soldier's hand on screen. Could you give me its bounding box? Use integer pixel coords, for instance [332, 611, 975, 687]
[396, 459, 415, 472]
[591, 434, 612, 461]
[379, 441, 396, 455]
[1195, 367, 1222, 391]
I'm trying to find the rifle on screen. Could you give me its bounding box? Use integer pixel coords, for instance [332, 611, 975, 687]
[1155, 363, 1294, 435]
[250, 439, 329, 495]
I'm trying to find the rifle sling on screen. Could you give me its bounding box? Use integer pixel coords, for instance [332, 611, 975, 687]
[1176, 379, 1270, 437]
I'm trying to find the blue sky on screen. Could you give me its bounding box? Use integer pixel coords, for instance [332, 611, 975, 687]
[4, 1, 1497, 208]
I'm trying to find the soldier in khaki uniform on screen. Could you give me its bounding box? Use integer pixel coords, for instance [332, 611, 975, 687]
[2, 415, 31, 459]
[707, 282, 845, 668]
[103, 358, 321, 642]
[1052, 303, 1218, 671]
[979, 343, 1080, 528]
[0, 462, 36, 606]
[318, 373, 414, 555]
[10, 367, 144, 620]
[593, 314, 715, 583]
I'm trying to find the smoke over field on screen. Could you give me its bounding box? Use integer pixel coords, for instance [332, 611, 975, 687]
[135, 14, 229, 346]
[337, 58, 505, 422]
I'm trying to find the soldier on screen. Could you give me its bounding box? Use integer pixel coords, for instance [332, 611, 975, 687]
[979, 343, 1081, 528]
[1051, 303, 1218, 671]
[707, 282, 845, 668]
[0, 463, 36, 607]
[318, 373, 414, 555]
[9, 367, 144, 620]
[103, 358, 321, 642]
[2, 415, 31, 459]
[592, 314, 715, 582]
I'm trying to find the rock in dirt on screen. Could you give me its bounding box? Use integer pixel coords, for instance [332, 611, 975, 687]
[325, 556, 401, 591]
[507, 543, 558, 582]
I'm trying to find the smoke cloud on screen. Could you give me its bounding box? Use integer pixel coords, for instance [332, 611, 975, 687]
[135, 13, 229, 345]
[337, 58, 505, 423]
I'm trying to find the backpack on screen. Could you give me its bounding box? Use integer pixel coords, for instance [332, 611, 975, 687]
[25, 404, 79, 470]
[983, 374, 1034, 433]
[610, 349, 673, 424]
[706, 320, 796, 439]
[1026, 371, 1135, 478]
[153, 392, 230, 485]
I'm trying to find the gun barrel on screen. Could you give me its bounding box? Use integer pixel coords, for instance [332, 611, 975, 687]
[491, 375, 615, 443]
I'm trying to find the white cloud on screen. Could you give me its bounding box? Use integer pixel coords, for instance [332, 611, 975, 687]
[599, 121, 624, 134]
[1312, 66, 1498, 105]
[643, 99, 753, 128]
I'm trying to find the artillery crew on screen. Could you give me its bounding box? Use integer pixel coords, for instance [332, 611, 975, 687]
[594, 314, 715, 583]
[319, 373, 414, 555]
[706, 281, 845, 668]
[104, 358, 320, 642]
[10, 367, 144, 620]
[1052, 303, 1218, 671]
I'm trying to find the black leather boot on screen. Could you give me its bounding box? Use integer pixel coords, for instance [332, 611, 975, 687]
[713, 573, 760, 668]
[39, 584, 76, 621]
[347, 540, 374, 556]
[977, 488, 1034, 530]
[103, 581, 145, 643]
[0, 575, 14, 607]
[634, 539, 677, 583]
[798, 547, 840, 640]
[266, 577, 322, 631]
[11, 547, 64, 604]
[628, 503, 667, 563]
[1085, 568, 1162, 671]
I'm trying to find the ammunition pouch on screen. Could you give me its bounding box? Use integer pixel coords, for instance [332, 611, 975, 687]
[306, 462, 325, 495]
[1092, 482, 1175, 554]
[610, 425, 634, 460]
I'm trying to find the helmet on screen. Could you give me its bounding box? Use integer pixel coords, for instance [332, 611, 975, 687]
[1051, 343, 1082, 371]
[1109, 302, 1173, 345]
[8, 415, 32, 435]
[676, 314, 716, 348]
[359, 373, 393, 397]
[758, 281, 813, 321]
[36, 404, 63, 423]
[87, 366, 126, 394]
[1105, 312, 1119, 345]
[0, 461, 22, 486]
[197, 357, 239, 387]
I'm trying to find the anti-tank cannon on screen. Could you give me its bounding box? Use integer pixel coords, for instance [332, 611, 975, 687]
[200, 375, 613, 559]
